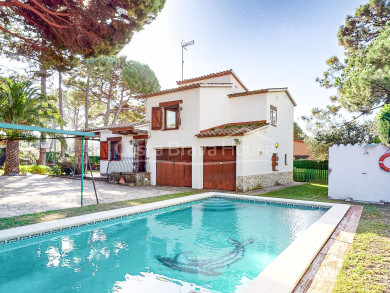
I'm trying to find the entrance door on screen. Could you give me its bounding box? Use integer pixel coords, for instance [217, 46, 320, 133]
[156, 148, 192, 187]
[203, 146, 236, 190]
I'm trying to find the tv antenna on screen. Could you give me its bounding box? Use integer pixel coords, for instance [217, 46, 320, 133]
[181, 40, 195, 81]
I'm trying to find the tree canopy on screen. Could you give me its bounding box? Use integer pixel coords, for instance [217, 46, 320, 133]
[0, 0, 166, 57]
[302, 108, 378, 159]
[0, 78, 63, 174]
[294, 122, 306, 140]
[66, 56, 160, 126]
[377, 103, 390, 146]
[338, 0, 390, 54]
[318, 24, 390, 114]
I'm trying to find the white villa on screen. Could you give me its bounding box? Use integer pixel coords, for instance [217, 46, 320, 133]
[85, 69, 296, 192]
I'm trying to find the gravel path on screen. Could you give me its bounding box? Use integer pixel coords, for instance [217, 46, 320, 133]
[0, 175, 193, 218]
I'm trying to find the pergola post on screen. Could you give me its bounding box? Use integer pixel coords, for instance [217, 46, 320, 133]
[81, 136, 85, 207]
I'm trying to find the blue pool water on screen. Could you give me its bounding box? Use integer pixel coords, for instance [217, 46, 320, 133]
[0, 197, 327, 293]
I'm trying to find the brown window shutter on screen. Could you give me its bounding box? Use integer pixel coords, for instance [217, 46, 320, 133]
[272, 153, 278, 171]
[118, 142, 122, 161]
[100, 141, 108, 160]
[152, 107, 162, 130]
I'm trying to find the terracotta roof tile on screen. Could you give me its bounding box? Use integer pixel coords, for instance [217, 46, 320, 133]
[141, 83, 201, 98]
[196, 121, 268, 138]
[228, 88, 297, 106]
[81, 121, 148, 132]
[177, 69, 248, 91]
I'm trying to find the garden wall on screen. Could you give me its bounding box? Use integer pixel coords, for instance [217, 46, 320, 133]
[329, 144, 390, 203]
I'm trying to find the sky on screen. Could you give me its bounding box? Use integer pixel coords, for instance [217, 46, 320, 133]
[120, 0, 368, 125]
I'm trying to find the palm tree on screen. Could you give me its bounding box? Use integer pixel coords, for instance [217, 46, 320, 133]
[0, 78, 62, 175]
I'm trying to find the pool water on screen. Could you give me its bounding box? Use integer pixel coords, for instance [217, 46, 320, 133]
[0, 197, 327, 293]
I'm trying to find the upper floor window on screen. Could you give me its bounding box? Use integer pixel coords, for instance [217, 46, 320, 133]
[270, 105, 277, 125]
[152, 100, 182, 130]
[165, 107, 179, 129]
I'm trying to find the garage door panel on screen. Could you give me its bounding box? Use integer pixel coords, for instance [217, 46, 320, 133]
[203, 147, 236, 191]
[156, 148, 192, 187]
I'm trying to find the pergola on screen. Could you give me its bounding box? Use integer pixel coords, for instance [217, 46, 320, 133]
[0, 122, 95, 207]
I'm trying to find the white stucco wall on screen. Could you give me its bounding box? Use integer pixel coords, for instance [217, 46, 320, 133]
[329, 144, 390, 203]
[145, 81, 294, 189]
[99, 130, 135, 174]
[198, 86, 232, 130]
[145, 87, 203, 188]
[229, 94, 267, 123]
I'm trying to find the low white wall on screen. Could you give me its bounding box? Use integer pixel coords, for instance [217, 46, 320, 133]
[329, 144, 390, 203]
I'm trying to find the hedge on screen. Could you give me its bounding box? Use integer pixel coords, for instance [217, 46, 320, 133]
[89, 156, 100, 165]
[20, 165, 52, 175]
[293, 159, 328, 170]
[46, 151, 70, 163]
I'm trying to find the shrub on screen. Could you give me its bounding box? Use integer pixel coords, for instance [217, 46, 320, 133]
[89, 156, 100, 165]
[19, 147, 39, 165]
[19, 165, 51, 174]
[293, 159, 328, 170]
[57, 158, 75, 175]
[50, 164, 63, 176]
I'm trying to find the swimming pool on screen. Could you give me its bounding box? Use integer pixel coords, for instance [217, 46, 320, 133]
[0, 194, 348, 293]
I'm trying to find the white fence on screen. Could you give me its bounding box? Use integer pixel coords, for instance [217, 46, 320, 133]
[329, 143, 390, 203]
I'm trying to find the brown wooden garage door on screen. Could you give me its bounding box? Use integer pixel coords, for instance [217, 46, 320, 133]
[203, 146, 236, 191]
[156, 148, 192, 187]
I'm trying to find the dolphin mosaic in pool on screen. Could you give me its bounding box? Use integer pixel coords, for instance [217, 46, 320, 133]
[155, 238, 254, 276]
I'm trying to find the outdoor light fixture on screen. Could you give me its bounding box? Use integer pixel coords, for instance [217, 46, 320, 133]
[275, 143, 279, 148]
[181, 40, 195, 81]
[234, 138, 241, 145]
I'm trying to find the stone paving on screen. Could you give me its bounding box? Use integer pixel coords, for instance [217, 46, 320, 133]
[0, 175, 194, 218]
[0, 175, 304, 218]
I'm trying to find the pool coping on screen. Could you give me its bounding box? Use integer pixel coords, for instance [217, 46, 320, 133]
[0, 192, 350, 293]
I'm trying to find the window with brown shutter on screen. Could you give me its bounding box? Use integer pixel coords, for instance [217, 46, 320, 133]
[100, 141, 108, 160]
[152, 107, 162, 130]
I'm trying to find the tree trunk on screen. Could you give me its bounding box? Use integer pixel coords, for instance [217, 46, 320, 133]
[39, 66, 47, 165]
[5, 140, 20, 175]
[112, 89, 125, 125]
[74, 137, 83, 174]
[104, 81, 113, 126]
[39, 145, 47, 165]
[85, 75, 90, 129]
[59, 70, 65, 158]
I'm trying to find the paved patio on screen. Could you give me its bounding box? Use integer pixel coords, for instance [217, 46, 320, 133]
[0, 175, 193, 218]
[0, 175, 303, 218]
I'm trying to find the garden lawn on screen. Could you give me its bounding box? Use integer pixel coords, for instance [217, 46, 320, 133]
[0, 183, 388, 292]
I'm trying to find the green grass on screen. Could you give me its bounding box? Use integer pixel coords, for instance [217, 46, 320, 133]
[0, 169, 3, 175]
[0, 183, 388, 291]
[254, 182, 330, 202]
[332, 204, 390, 292]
